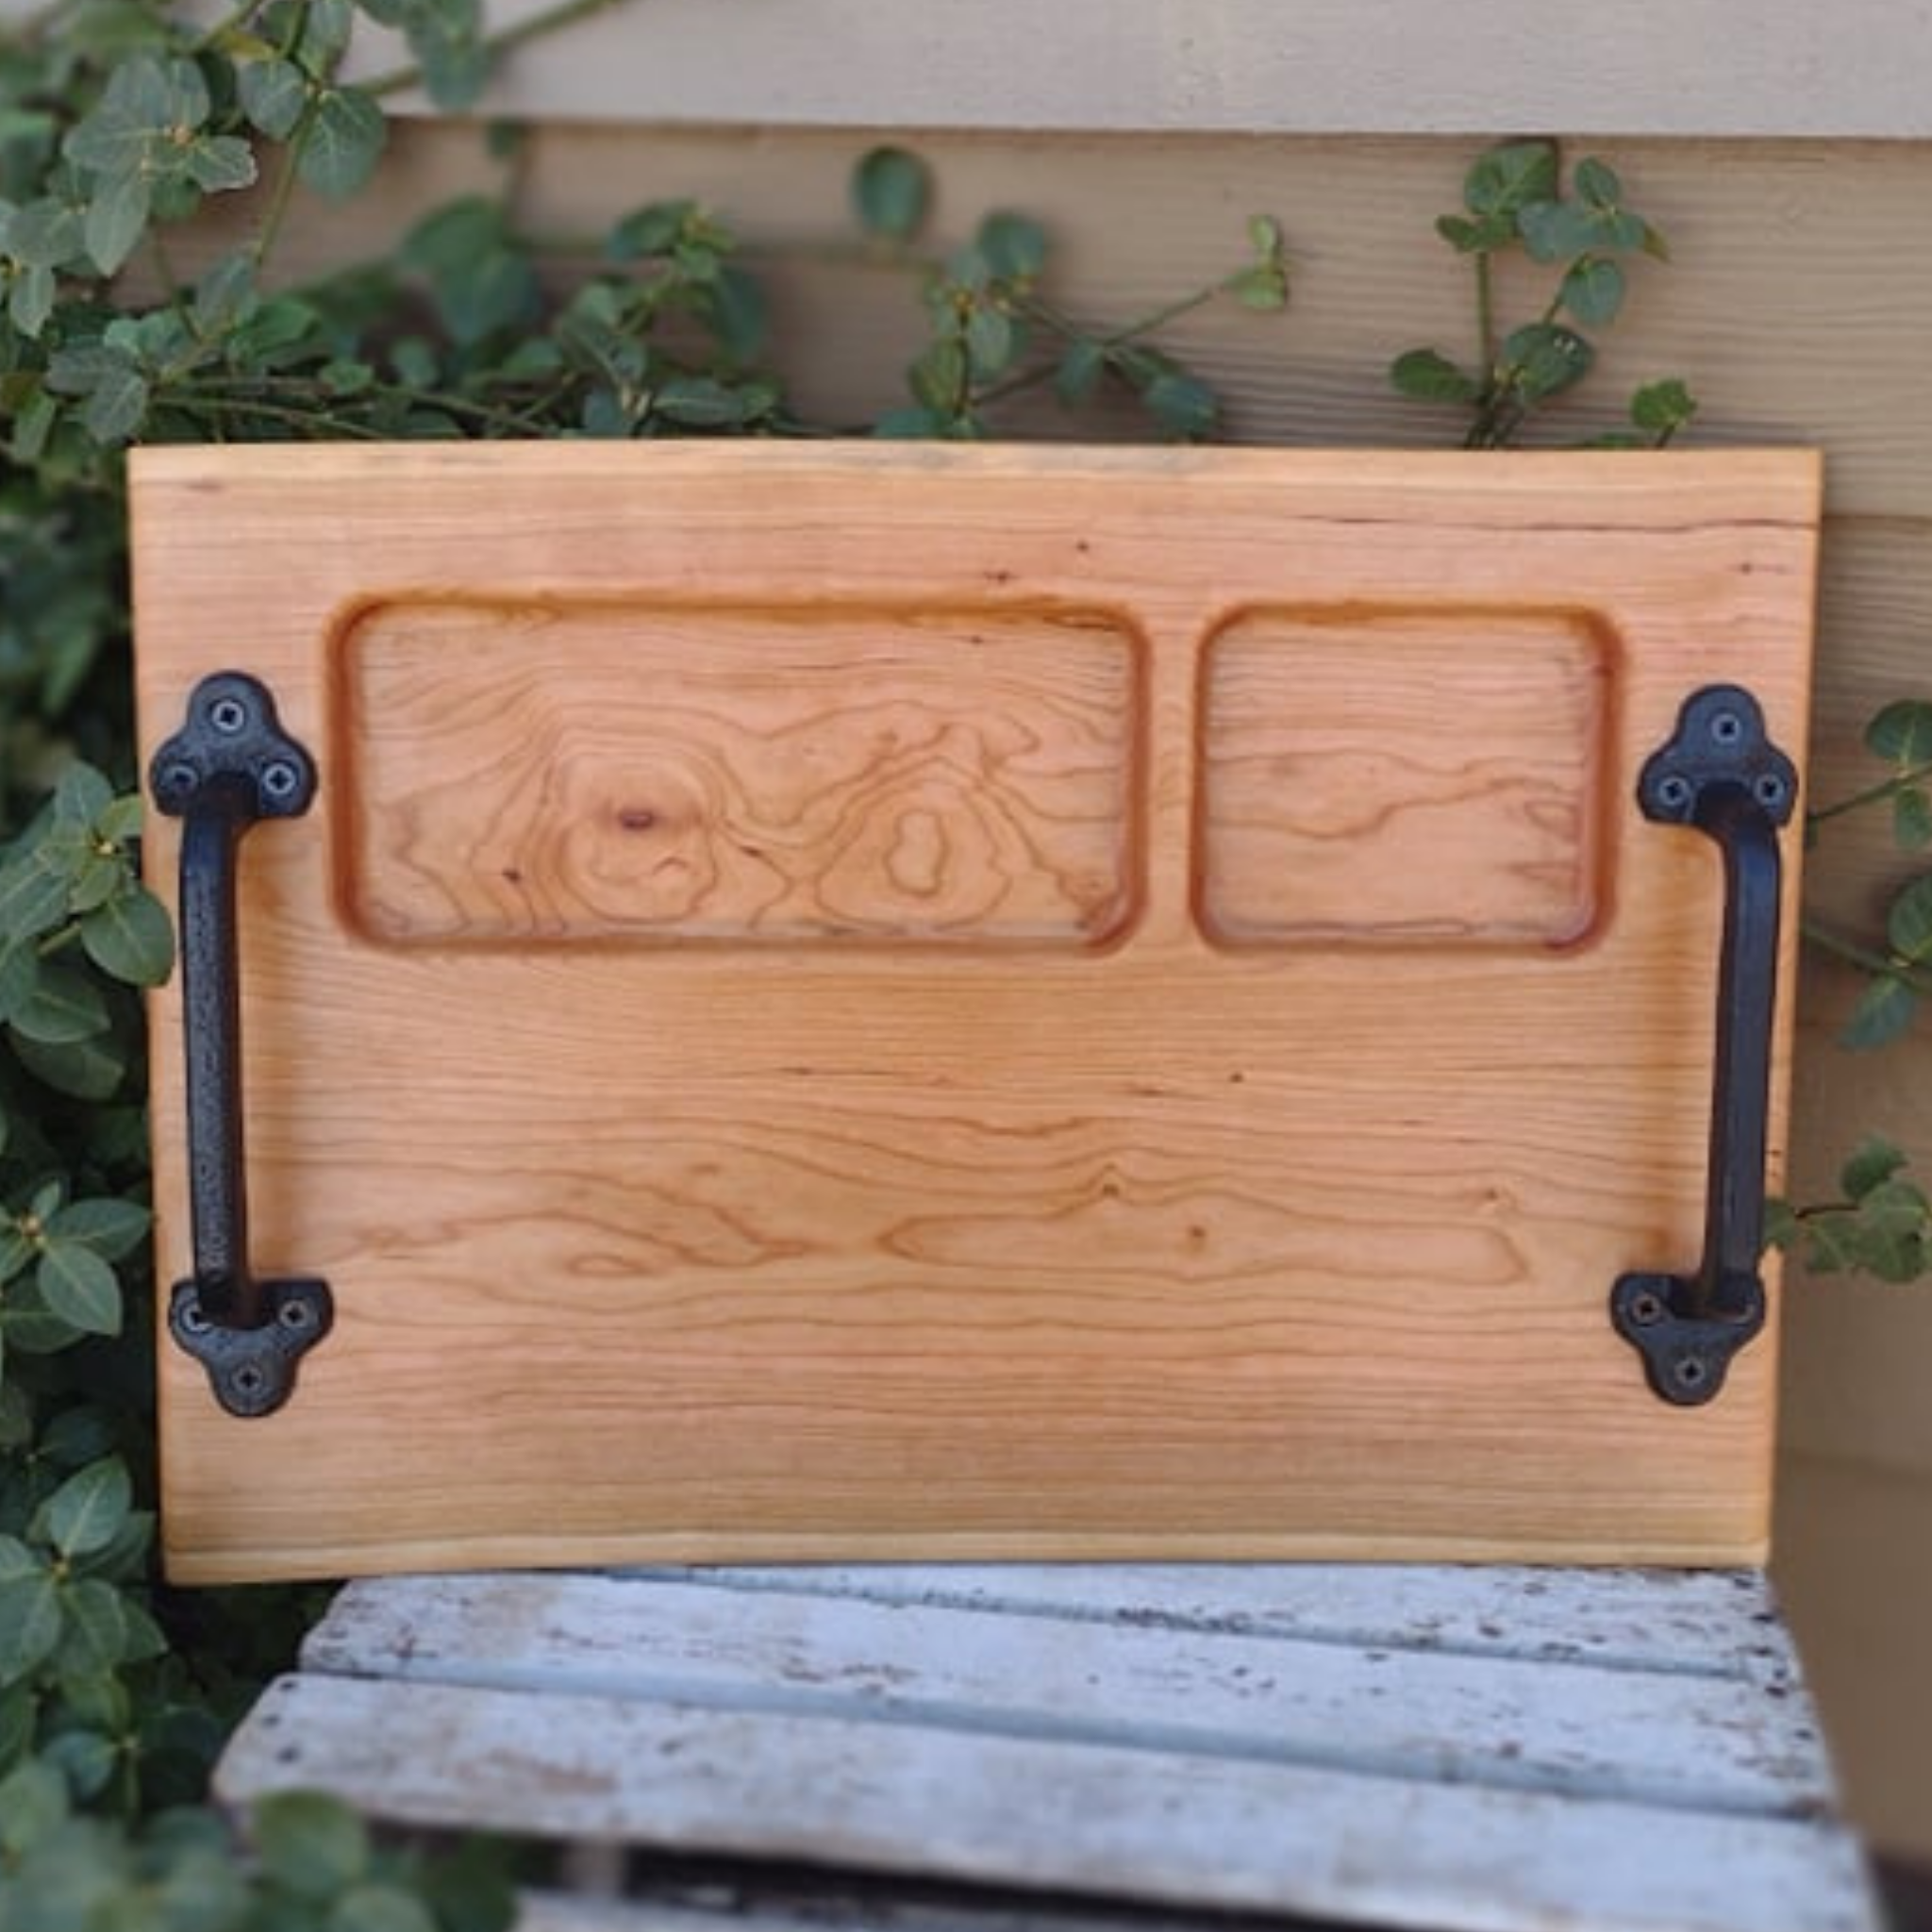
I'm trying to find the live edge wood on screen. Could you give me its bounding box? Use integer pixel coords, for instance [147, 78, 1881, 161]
[128, 444, 1822, 1581]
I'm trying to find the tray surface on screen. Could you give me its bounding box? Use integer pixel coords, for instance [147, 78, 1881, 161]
[130, 444, 1822, 1579]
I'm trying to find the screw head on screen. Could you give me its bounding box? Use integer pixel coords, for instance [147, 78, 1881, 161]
[259, 759, 302, 805]
[208, 695, 250, 735]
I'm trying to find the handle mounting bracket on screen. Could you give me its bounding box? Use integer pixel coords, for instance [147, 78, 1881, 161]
[1611, 685, 1795, 1407]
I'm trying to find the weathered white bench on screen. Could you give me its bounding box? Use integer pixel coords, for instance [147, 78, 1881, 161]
[215, 1563, 1881, 1932]
[131, 444, 1873, 1929]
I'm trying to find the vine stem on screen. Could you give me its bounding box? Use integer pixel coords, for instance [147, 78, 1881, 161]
[192, 0, 267, 53]
[1800, 914, 1932, 992]
[250, 97, 319, 271]
[1808, 761, 1932, 826]
[361, 0, 637, 98]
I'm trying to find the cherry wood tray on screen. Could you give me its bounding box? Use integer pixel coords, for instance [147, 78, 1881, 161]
[130, 444, 1821, 1581]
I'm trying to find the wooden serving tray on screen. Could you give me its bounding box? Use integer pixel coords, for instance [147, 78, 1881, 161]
[130, 444, 1821, 1581]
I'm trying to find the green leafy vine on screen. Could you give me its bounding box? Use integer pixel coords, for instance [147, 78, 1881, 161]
[0, 4, 1918, 1910]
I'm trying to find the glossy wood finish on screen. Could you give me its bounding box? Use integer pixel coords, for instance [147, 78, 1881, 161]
[131, 444, 1820, 1580]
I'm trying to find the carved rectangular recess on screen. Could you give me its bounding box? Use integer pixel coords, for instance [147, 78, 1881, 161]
[1198, 608, 1611, 946]
[339, 599, 1141, 948]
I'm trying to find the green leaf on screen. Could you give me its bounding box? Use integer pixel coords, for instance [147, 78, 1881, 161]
[1143, 372, 1218, 439]
[80, 357, 150, 442]
[1055, 338, 1105, 406]
[964, 302, 1017, 378]
[5, 198, 83, 271]
[1629, 377, 1697, 441]
[256, 1790, 373, 1901]
[41, 1725, 117, 1799]
[908, 338, 968, 417]
[56, 1583, 129, 1679]
[1574, 157, 1624, 208]
[1840, 974, 1918, 1051]
[1866, 699, 1932, 766]
[35, 1241, 122, 1337]
[47, 1198, 150, 1262]
[53, 763, 113, 828]
[1435, 210, 1511, 254]
[81, 169, 150, 275]
[42, 1462, 130, 1561]
[0, 1759, 68, 1855]
[67, 852, 124, 916]
[78, 885, 173, 988]
[1501, 322, 1593, 403]
[239, 56, 309, 140]
[1854, 1174, 1930, 1238]
[1896, 787, 1932, 850]
[1887, 873, 1932, 963]
[1462, 139, 1558, 219]
[9, 263, 56, 339]
[977, 211, 1047, 281]
[10, 964, 108, 1046]
[11, 1029, 126, 1102]
[299, 88, 388, 199]
[0, 940, 42, 1027]
[652, 375, 753, 428]
[1559, 256, 1625, 326]
[0, 1683, 33, 1772]
[0, 1223, 33, 1286]
[1229, 262, 1289, 311]
[1517, 197, 1600, 263]
[707, 264, 768, 363]
[852, 145, 930, 242]
[187, 133, 258, 194]
[1843, 1135, 1909, 1200]
[96, 795, 146, 844]
[329, 1884, 441, 1932]
[605, 199, 693, 259]
[153, 1845, 253, 1929]
[0, 1574, 62, 1684]
[414, 1837, 519, 1932]
[1391, 347, 1479, 403]
[0, 852, 71, 941]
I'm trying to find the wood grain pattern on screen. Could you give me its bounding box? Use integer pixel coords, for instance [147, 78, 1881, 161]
[130, 443, 1821, 1581]
[341, 600, 1140, 946]
[1198, 608, 1608, 944]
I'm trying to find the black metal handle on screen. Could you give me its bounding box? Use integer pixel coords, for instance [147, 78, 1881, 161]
[151, 674, 331, 1418]
[1611, 686, 1796, 1406]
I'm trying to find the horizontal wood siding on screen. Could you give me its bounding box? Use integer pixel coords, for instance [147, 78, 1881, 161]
[318, 0, 1932, 136]
[173, 119, 1932, 1844]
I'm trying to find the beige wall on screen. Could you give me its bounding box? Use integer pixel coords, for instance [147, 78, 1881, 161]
[204, 115, 1932, 1854]
[336, 0, 1932, 135]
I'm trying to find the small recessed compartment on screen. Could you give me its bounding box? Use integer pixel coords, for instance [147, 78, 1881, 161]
[1197, 607, 1612, 946]
[337, 598, 1143, 947]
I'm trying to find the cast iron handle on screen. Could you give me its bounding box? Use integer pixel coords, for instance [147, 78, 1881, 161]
[151, 674, 332, 1418]
[1611, 686, 1796, 1406]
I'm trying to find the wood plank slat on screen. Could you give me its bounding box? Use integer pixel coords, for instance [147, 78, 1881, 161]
[216, 1671, 1876, 1932]
[294, 1571, 1832, 1819]
[627, 1562, 1793, 1678]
